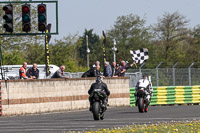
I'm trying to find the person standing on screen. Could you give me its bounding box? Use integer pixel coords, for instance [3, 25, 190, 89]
[82, 64, 101, 77]
[119, 61, 136, 77]
[111, 62, 116, 77]
[103, 62, 112, 77]
[51, 65, 69, 78]
[26, 63, 39, 79]
[19, 62, 28, 79]
[113, 64, 121, 77]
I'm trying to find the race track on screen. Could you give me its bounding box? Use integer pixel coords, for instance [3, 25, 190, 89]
[0, 106, 199, 133]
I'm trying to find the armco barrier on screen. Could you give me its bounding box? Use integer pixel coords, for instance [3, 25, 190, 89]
[130, 86, 200, 106]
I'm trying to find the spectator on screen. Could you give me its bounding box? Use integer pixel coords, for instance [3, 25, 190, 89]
[120, 61, 136, 77]
[103, 61, 112, 77]
[91, 60, 100, 69]
[111, 62, 116, 77]
[113, 64, 121, 77]
[51, 65, 69, 78]
[26, 63, 39, 79]
[82, 64, 101, 77]
[19, 62, 28, 79]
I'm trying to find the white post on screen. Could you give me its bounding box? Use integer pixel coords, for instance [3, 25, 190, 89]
[86, 35, 89, 69]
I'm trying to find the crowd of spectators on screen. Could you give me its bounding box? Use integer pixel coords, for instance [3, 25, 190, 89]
[81, 60, 136, 78]
[19, 62, 69, 79]
[19, 60, 136, 79]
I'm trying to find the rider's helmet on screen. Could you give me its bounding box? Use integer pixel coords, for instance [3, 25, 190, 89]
[96, 76, 103, 83]
[143, 75, 148, 80]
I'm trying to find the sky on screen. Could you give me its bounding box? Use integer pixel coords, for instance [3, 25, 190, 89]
[47, 0, 200, 41]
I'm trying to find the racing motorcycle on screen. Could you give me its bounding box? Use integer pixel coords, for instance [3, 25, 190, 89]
[136, 87, 149, 113]
[91, 89, 107, 120]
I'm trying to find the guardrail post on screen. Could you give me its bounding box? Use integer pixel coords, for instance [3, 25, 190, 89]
[172, 62, 178, 86]
[156, 62, 162, 86]
[188, 63, 194, 86]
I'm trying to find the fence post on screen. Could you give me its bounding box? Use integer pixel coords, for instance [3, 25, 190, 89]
[172, 62, 178, 86]
[156, 62, 162, 86]
[188, 63, 194, 86]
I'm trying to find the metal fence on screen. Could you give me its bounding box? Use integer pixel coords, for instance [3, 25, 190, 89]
[66, 65, 200, 88]
[126, 63, 200, 87]
[129, 68, 200, 87]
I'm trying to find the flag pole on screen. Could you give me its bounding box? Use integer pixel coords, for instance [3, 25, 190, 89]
[102, 31, 107, 63]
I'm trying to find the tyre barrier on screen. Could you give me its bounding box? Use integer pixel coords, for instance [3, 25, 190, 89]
[130, 86, 200, 106]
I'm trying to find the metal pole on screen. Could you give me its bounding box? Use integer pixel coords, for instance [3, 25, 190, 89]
[188, 63, 194, 86]
[113, 40, 116, 62]
[86, 35, 89, 69]
[139, 63, 145, 79]
[0, 44, 3, 80]
[172, 62, 178, 86]
[55, 0, 59, 34]
[156, 62, 162, 86]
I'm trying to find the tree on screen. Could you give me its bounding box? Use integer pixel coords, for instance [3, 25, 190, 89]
[185, 25, 200, 65]
[78, 29, 101, 67]
[49, 34, 87, 72]
[152, 11, 190, 66]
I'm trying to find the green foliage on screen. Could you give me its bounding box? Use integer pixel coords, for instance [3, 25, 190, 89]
[152, 12, 190, 66]
[78, 29, 101, 67]
[49, 34, 88, 72]
[3, 51, 24, 65]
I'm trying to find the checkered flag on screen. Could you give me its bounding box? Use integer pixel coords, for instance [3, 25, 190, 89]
[130, 48, 149, 64]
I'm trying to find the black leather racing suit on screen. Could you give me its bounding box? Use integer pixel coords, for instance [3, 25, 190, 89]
[88, 81, 110, 109]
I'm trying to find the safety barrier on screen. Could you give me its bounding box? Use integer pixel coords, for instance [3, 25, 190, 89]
[1, 77, 130, 116]
[130, 86, 200, 106]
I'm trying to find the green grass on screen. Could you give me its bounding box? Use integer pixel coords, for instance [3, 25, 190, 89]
[73, 121, 200, 133]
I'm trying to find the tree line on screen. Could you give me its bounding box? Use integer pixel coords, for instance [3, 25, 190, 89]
[1, 11, 200, 72]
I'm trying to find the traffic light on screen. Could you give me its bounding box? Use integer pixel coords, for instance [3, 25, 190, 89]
[22, 4, 31, 32]
[38, 4, 47, 32]
[3, 4, 13, 33]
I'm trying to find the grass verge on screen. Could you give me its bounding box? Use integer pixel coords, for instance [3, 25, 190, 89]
[76, 121, 200, 133]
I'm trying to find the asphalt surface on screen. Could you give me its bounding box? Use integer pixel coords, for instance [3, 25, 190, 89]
[0, 106, 199, 133]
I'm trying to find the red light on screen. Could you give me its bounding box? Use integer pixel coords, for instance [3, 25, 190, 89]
[22, 6, 29, 14]
[5, 9, 11, 14]
[38, 6, 45, 13]
[38, 23, 46, 31]
[3, 6, 12, 14]
[23, 24, 30, 31]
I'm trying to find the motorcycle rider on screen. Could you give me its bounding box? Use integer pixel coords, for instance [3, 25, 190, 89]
[135, 75, 153, 107]
[88, 76, 110, 111]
